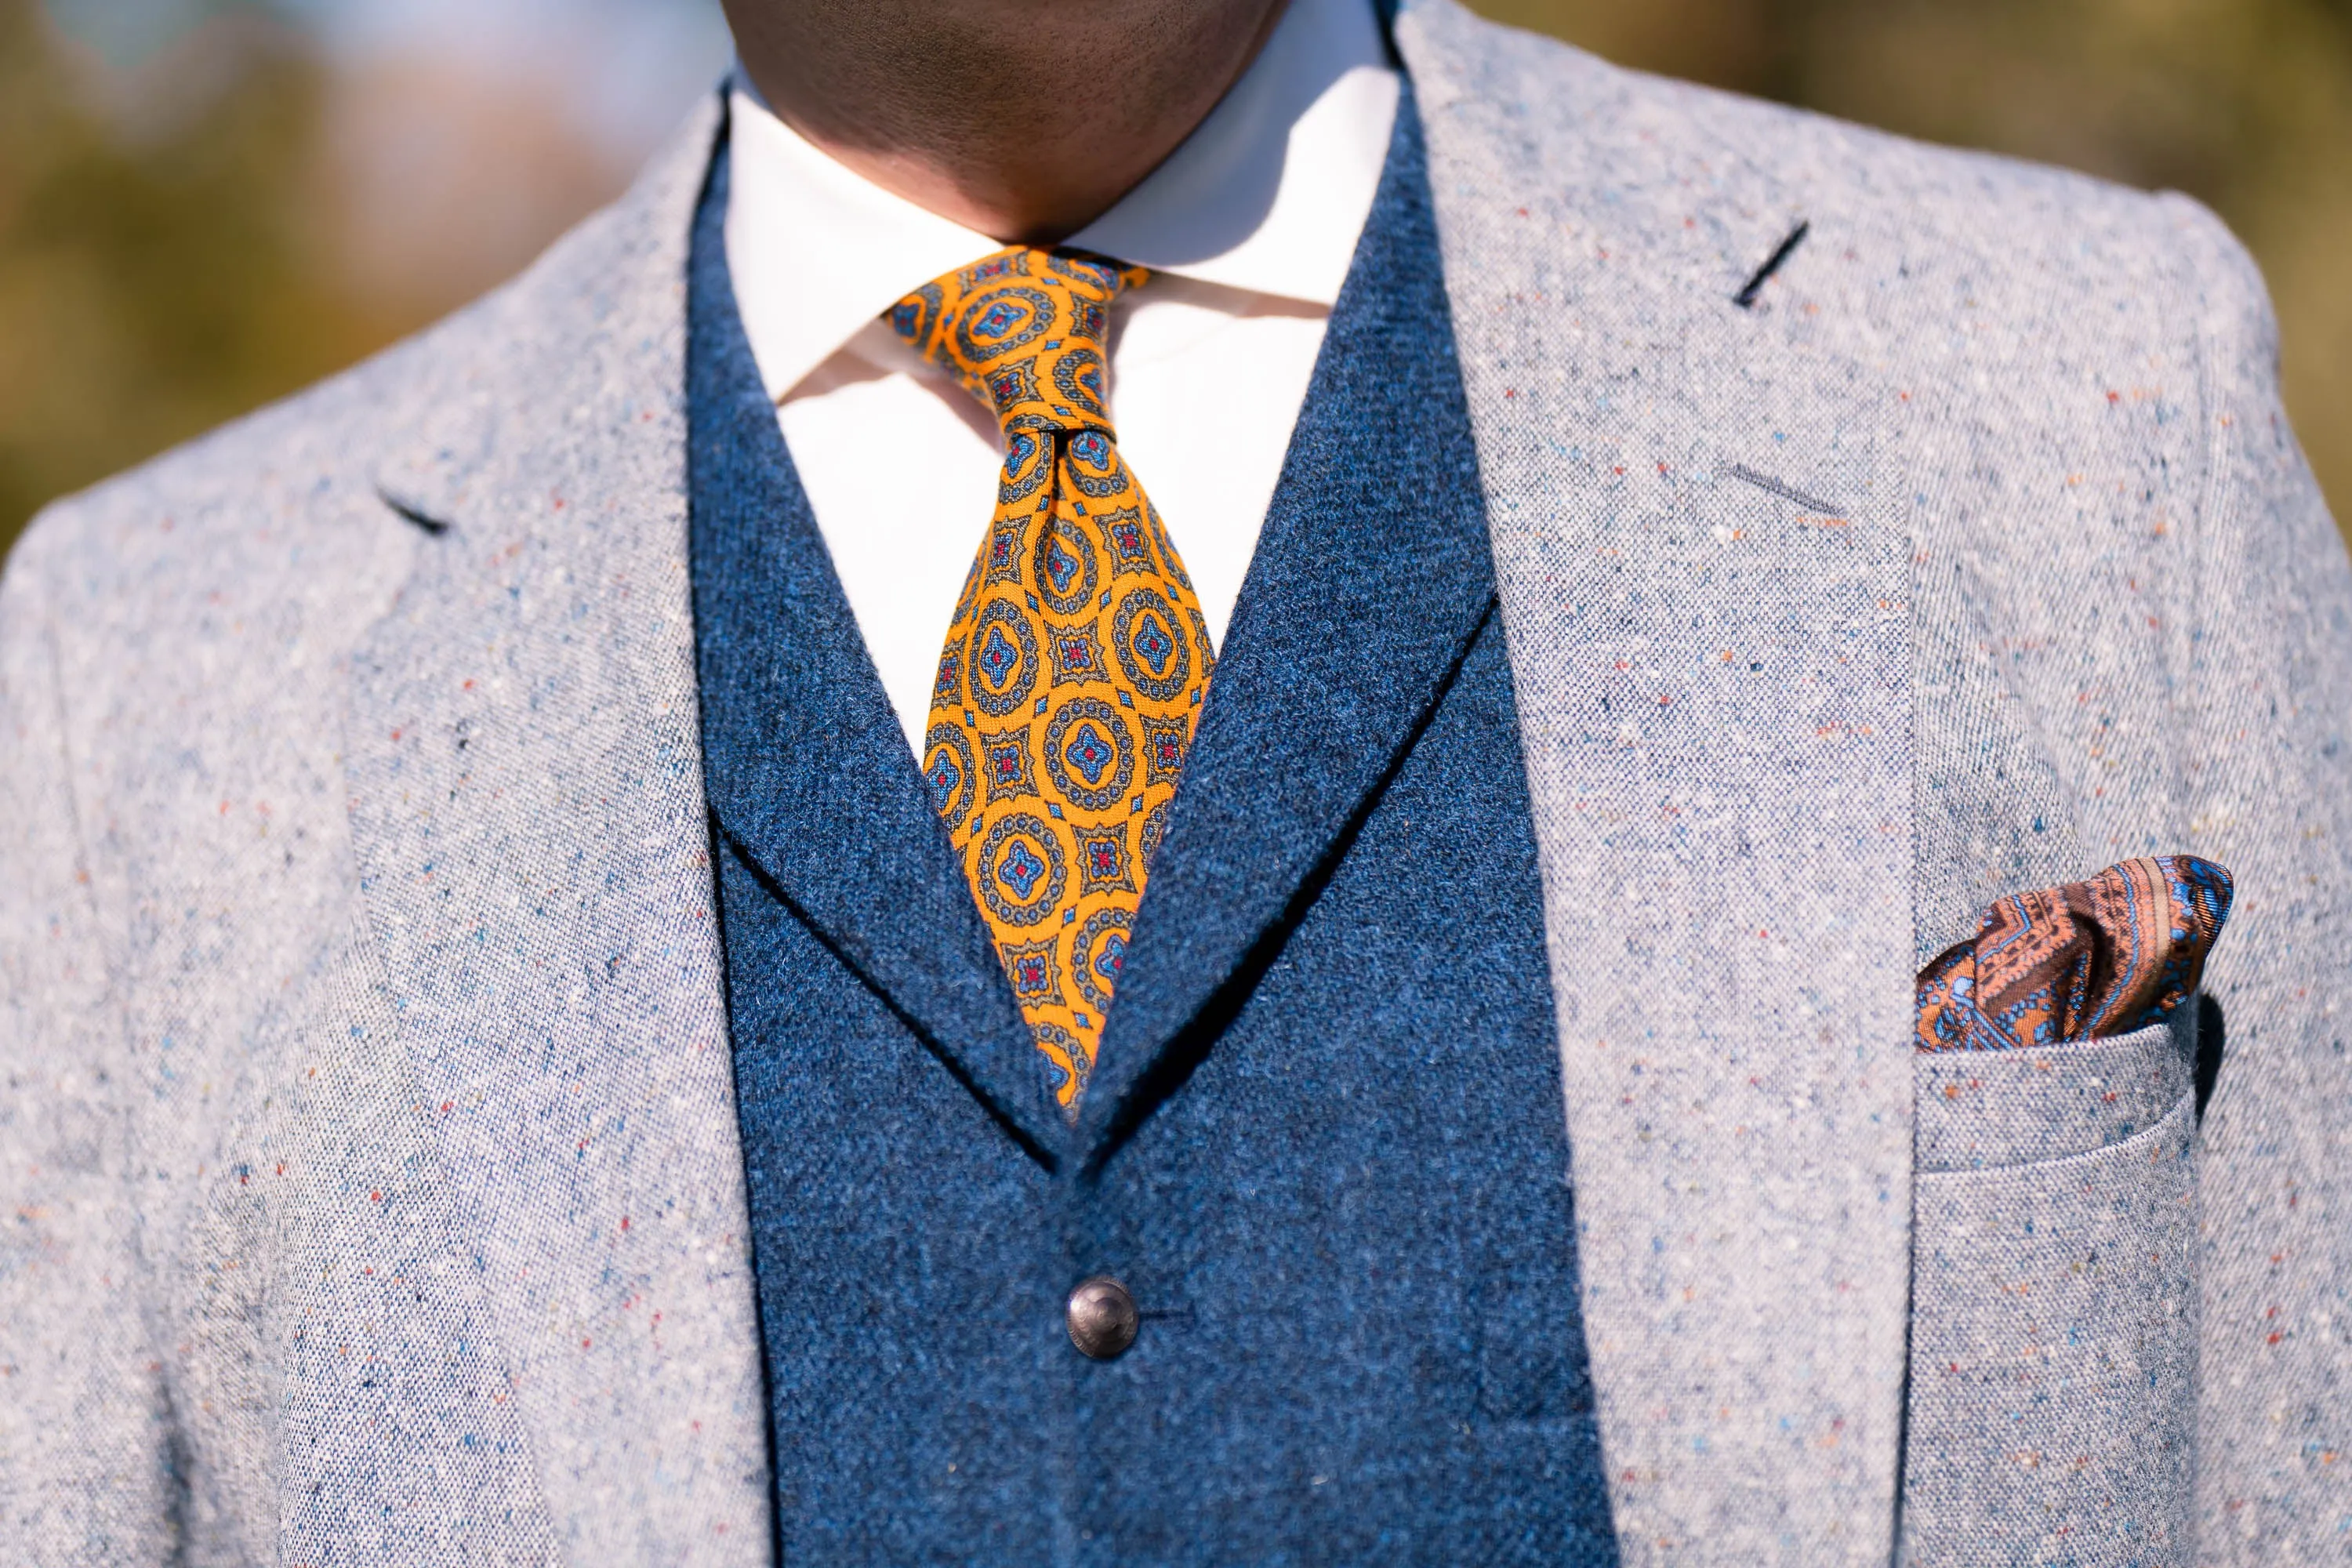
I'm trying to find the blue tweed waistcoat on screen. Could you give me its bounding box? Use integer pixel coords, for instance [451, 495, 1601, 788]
[688, 92, 1617, 1564]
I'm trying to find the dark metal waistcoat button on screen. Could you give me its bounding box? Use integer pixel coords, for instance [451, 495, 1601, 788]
[1065, 1275, 1139, 1360]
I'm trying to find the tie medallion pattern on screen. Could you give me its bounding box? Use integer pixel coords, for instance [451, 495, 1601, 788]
[891, 247, 1214, 1116]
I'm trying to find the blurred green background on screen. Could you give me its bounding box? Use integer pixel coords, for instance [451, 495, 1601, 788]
[2, 0, 2347, 561]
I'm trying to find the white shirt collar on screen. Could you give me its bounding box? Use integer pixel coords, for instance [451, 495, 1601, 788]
[724, 0, 1399, 401]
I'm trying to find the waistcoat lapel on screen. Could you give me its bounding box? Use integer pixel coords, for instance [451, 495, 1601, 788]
[1397, 2, 1919, 1561]
[1074, 85, 1497, 1162]
[347, 96, 771, 1563]
[685, 138, 1064, 1160]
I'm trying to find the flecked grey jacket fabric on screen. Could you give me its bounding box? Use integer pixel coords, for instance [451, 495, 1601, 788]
[3, 2, 2346, 1563]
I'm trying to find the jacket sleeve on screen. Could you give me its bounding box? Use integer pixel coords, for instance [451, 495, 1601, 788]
[0, 524, 177, 1563]
[2164, 193, 2352, 1559]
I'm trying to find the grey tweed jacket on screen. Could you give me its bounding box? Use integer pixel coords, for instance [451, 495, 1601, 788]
[5, 2, 2346, 1563]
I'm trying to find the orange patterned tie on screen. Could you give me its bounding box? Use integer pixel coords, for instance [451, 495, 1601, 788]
[890, 249, 1214, 1116]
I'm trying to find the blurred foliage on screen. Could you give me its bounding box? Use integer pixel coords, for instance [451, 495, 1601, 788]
[0, 0, 2347, 562]
[0, 0, 389, 553]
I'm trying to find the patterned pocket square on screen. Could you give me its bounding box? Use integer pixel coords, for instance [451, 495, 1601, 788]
[1916, 855, 2234, 1052]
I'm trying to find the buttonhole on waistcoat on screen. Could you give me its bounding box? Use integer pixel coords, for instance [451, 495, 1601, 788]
[1135, 1304, 1195, 1330]
[1733, 220, 1810, 308]
[1727, 463, 1840, 515]
[2194, 993, 2226, 1120]
[379, 486, 452, 536]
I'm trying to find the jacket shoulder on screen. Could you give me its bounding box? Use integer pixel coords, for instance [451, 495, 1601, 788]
[2, 358, 431, 765]
[5, 86, 718, 622]
[1402, 0, 2237, 335]
[11, 328, 423, 586]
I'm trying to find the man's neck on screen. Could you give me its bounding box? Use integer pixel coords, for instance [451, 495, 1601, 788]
[721, 0, 1294, 245]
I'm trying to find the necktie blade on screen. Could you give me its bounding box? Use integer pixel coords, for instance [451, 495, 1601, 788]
[892, 247, 1212, 1116]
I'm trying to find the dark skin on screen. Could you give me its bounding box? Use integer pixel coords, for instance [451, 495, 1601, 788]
[722, 0, 1294, 245]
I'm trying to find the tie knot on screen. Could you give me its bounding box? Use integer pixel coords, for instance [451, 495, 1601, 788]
[888, 247, 1146, 437]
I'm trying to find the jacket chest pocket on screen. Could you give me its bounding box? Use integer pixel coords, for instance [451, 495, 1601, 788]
[1900, 1011, 2200, 1568]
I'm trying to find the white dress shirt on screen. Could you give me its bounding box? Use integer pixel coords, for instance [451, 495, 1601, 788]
[724, 0, 1399, 756]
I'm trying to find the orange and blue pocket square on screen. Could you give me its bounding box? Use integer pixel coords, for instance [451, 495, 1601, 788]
[1915, 855, 2234, 1053]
